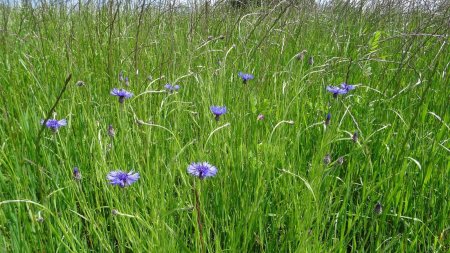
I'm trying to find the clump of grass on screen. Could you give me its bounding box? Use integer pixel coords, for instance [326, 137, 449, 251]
[0, 0, 449, 251]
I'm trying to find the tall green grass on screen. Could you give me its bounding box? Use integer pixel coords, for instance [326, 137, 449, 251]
[0, 1, 449, 251]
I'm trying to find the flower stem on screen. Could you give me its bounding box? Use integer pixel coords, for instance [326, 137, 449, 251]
[194, 182, 205, 253]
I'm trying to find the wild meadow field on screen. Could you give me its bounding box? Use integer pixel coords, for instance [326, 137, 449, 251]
[0, 0, 449, 252]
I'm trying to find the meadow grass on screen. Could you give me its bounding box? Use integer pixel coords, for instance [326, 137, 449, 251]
[0, 1, 449, 252]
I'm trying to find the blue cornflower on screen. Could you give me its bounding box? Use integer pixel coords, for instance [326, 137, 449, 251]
[210, 106, 227, 121]
[326, 86, 348, 98]
[111, 88, 133, 103]
[73, 167, 82, 180]
[238, 72, 254, 84]
[164, 83, 180, 93]
[187, 162, 218, 179]
[107, 170, 140, 188]
[41, 118, 67, 132]
[340, 83, 355, 91]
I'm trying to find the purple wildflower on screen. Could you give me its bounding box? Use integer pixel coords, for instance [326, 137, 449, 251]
[124, 77, 130, 86]
[164, 83, 180, 93]
[107, 170, 140, 188]
[41, 119, 67, 132]
[210, 106, 227, 121]
[326, 83, 356, 98]
[111, 88, 133, 103]
[73, 167, 82, 180]
[238, 72, 254, 84]
[257, 114, 265, 121]
[340, 83, 355, 91]
[326, 86, 348, 98]
[187, 162, 218, 179]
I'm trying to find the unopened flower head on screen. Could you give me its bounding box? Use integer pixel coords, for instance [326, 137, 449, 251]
[352, 131, 358, 142]
[124, 77, 130, 86]
[164, 83, 180, 93]
[337, 156, 345, 165]
[374, 202, 383, 215]
[36, 211, 44, 223]
[41, 119, 67, 132]
[111, 88, 133, 103]
[295, 49, 307, 61]
[210, 106, 227, 121]
[76, 80, 85, 87]
[238, 72, 254, 84]
[108, 124, 115, 138]
[119, 71, 124, 82]
[187, 162, 218, 179]
[73, 167, 82, 180]
[323, 154, 331, 165]
[308, 56, 314, 65]
[107, 170, 140, 188]
[325, 113, 331, 126]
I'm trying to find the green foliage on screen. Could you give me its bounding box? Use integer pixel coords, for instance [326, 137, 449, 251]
[0, 1, 449, 252]
[369, 30, 382, 53]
